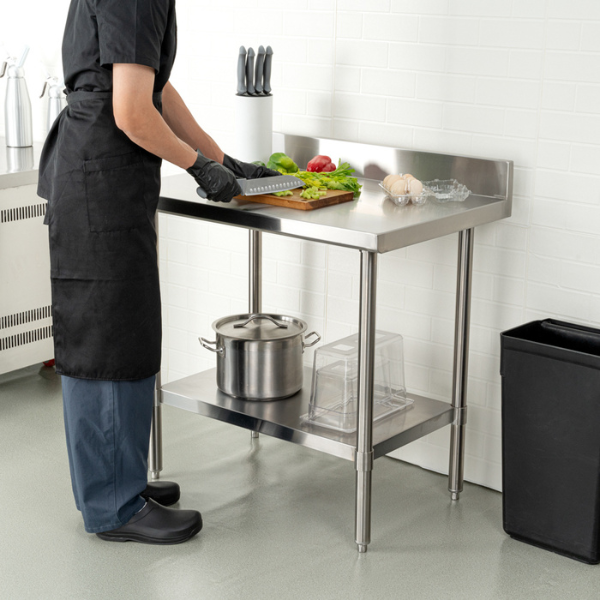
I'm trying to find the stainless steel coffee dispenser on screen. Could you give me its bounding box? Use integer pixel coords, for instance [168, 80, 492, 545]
[0, 46, 33, 148]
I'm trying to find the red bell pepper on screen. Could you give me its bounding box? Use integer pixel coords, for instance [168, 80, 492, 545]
[307, 155, 336, 173]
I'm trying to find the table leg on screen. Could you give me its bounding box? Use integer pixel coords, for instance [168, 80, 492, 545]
[355, 250, 377, 553]
[448, 228, 474, 501]
[149, 212, 163, 481]
[149, 371, 163, 481]
[250, 230, 262, 440]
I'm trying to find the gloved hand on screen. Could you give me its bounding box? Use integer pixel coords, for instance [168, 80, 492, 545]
[187, 150, 242, 202]
[223, 154, 280, 179]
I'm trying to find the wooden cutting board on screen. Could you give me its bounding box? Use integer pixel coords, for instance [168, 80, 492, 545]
[235, 188, 355, 211]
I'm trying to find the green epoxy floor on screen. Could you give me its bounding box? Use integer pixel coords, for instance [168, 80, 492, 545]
[1, 365, 599, 600]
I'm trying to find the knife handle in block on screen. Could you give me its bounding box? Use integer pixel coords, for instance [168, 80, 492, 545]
[246, 47, 255, 95]
[254, 46, 265, 94]
[263, 46, 273, 95]
[237, 46, 247, 95]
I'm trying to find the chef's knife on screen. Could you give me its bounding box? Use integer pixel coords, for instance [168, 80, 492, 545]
[237, 46, 247, 95]
[196, 175, 304, 199]
[254, 46, 265, 94]
[263, 46, 273, 95]
[246, 47, 255, 95]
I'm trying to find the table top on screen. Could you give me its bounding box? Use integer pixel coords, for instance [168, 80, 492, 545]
[159, 174, 511, 253]
[0, 132, 512, 252]
[0, 138, 44, 190]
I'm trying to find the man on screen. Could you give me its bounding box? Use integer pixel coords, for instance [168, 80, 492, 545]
[38, 0, 277, 545]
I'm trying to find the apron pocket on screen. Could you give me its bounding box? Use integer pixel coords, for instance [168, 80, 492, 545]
[84, 152, 146, 232]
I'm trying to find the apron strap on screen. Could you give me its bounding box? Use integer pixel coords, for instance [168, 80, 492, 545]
[67, 91, 163, 104]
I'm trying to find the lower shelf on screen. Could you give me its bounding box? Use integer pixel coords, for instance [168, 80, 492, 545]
[161, 367, 455, 462]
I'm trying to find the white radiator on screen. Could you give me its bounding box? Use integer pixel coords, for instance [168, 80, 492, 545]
[0, 184, 53, 375]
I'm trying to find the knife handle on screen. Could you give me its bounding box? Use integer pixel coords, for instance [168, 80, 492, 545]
[197, 178, 245, 200]
[246, 47, 255, 96]
[254, 46, 265, 95]
[263, 46, 273, 95]
[237, 46, 247, 96]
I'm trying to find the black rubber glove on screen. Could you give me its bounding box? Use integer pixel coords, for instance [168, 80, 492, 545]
[223, 154, 280, 179]
[186, 150, 242, 202]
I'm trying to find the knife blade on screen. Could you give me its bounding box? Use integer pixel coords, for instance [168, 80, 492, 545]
[238, 175, 304, 196]
[254, 46, 265, 95]
[263, 46, 273, 95]
[196, 175, 304, 200]
[237, 46, 247, 96]
[246, 47, 255, 96]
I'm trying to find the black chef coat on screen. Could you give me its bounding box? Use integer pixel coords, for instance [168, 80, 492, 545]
[38, 0, 177, 380]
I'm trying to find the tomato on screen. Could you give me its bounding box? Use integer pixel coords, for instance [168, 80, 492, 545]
[307, 155, 336, 173]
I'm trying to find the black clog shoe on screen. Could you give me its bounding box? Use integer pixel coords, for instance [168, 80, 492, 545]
[96, 499, 202, 545]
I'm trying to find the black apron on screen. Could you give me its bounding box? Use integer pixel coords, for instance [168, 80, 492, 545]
[38, 0, 177, 381]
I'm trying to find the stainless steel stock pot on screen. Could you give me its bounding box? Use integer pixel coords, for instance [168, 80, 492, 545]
[200, 313, 321, 401]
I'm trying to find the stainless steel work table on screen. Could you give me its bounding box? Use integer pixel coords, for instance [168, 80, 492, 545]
[153, 134, 513, 553]
[0, 142, 44, 189]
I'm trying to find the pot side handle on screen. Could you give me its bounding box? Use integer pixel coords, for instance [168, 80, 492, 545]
[303, 331, 321, 350]
[199, 337, 224, 356]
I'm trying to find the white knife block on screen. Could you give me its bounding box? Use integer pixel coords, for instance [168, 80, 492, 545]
[234, 94, 273, 165]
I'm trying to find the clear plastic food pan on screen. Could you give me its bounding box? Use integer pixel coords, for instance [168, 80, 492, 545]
[303, 330, 413, 433]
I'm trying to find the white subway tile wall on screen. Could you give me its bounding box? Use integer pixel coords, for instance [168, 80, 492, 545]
[6, 0, 600, 491]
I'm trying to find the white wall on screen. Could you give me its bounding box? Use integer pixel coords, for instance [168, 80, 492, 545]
[5, 0, 600, 491]
[1, 3, 68, 139]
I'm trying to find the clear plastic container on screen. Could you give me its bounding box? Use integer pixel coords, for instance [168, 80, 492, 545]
[303, 330, 413, 433]
[379, 182, 430, 206]
[422, 179, 471, 202]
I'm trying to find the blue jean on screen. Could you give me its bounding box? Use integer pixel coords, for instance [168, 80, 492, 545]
[61, 375, 155, 533]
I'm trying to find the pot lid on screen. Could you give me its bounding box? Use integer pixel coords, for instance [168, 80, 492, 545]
[213, 313, 307, 341]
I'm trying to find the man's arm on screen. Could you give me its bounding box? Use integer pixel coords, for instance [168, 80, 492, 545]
[161, 81, 224, 164]
[113, 63, 241, 202]
[112, 63, 197, 169]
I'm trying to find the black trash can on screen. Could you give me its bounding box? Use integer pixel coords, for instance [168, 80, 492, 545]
[501, 319, 600, 564]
